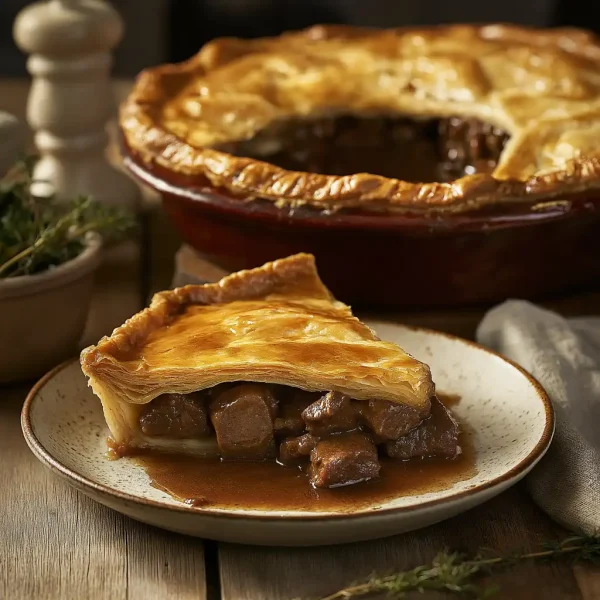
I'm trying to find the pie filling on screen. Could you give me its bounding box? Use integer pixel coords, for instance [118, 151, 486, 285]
[137, 382, 460, 489]
[227, 115, 510, 183]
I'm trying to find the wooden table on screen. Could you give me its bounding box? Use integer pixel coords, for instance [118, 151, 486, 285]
[1, 80, 599, 600]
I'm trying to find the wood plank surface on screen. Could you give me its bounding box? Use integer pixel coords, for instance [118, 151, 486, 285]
[218, 487, 582, 600]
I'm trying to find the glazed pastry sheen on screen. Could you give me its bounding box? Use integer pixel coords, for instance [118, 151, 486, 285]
[120, 23, 600, 213]
[81, 254, 434, 446]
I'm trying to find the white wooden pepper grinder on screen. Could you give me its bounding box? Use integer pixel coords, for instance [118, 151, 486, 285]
[13, 0, 139, 209]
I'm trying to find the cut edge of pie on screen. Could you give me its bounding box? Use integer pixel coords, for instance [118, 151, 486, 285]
[80, 253, 435, 453]
[120, 23, 600, 214]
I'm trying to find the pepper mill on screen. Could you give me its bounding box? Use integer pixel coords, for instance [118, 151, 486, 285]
[13, 0, 139, 209]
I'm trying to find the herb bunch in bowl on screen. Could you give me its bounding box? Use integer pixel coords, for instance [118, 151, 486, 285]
[0, 160, 135, 279]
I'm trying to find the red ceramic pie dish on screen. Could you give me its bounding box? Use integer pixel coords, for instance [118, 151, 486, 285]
[120, 23, 600, 308]
[124, 150, 600, 309]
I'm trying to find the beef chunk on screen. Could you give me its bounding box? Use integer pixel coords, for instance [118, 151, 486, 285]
[139, 392, 211, 438]
[279, 433, 318, 464]
[302, 391, 359, 436]
[274, 389, 320, 438]
[209, 383, 276, 460]
[386, 397, 460, 460]
[355, 400, 423, 440]
[309, 432, 380, 488]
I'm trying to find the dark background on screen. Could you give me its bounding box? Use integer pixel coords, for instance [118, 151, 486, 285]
[1, 0, 599, 76]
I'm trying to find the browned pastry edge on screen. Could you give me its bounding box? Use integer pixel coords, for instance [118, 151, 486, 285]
[119, 23, 600, 214]
[80, 253, 333, 367]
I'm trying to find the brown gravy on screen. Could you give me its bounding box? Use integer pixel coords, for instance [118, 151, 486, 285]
[132, 394, 476, 512]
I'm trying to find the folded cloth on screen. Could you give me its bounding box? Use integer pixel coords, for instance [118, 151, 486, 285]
[477, 300, 600, 536]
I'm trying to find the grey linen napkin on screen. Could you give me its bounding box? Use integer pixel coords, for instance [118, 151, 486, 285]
[477, 300, 600, 536]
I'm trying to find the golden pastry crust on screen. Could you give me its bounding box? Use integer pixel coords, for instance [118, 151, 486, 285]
[81, 254, 434, 445]
[120, 23, 600, 213]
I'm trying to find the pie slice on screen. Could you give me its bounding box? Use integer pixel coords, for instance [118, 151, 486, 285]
[81, 253, 454, 488]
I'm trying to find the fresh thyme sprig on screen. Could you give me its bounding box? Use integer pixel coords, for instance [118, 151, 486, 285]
[317, 535, 600, 600]
[0, 159, 136, 278]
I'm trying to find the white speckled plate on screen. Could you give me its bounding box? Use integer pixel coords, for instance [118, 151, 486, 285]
[22, 323, 553, 546]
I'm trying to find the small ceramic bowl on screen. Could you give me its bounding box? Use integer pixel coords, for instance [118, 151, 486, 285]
[0, 234, 102, 384]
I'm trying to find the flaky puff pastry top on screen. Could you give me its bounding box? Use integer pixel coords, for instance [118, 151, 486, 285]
[120, 24, 600, 214]
[81, 254, 433, 424]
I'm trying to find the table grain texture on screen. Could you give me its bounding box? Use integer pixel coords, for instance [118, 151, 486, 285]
[1, 80, 599, 600]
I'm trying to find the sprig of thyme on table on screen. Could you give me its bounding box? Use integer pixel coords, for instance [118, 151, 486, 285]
[316, 535, 600, 600]
[0, 159, 136, 278]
